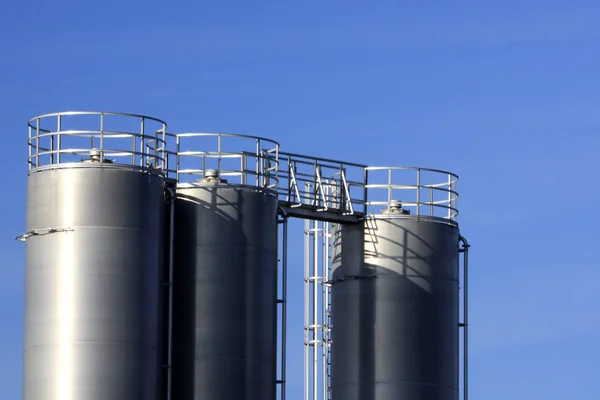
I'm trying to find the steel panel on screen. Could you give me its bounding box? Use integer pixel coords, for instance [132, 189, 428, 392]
[331, 217, 460, 400]
[23, 168, 166, 400]
[171, 185, 278, 400]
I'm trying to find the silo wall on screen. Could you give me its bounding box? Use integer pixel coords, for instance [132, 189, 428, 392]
[330, 216, 460, 400]
[23, 166, 166, 400]
[171, 184, 278, 400]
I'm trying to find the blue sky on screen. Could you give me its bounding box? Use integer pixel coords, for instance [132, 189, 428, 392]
[2, 1, 600, 398]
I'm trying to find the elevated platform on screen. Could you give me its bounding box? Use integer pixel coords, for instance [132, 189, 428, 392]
[26, 112, 459, 225]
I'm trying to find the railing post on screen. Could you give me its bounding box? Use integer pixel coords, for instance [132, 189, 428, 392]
[447, 173, 452, 219]
[153, 128, 158, 169]
[176, 136, 181, 182]
[140, 117, 145, 167]
[217, 134, 222, 173]
[430, 187, 434, 216]
[339, 164, 344, 212]
[131, 118, 136, 165]
[241, 153, 247, 185]
[363, 168, 368, 215]
[416, 169, 421, 217]
[387, 168, 393, 208]
[313, 160, 318, 207]
[56, 114, 61, 164]
[35, 118, 40, 168]
[287, 157, 292, 202]
[28, 123, 32, 170]
[100, 113, 105, 164]
[256, 139, 260, 187]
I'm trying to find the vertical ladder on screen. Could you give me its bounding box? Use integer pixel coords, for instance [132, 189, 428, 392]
[304, 182, 333, 400]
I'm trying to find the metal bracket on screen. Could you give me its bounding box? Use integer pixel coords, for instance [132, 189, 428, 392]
[326, 274, 378, 285]
[15, 227, 74, 242]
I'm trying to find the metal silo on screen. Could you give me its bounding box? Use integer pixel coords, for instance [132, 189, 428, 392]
[20, 112, 168, 400]
[170, 134, 280, 400]
[330, 167, 467, 400]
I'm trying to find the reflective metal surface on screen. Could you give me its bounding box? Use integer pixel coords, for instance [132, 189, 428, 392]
[23, 167, 166, 400]
[171, 184, 278, 400]
[330, 216, 460, 400]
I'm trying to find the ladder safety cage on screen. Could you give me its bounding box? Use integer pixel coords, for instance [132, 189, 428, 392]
[27, 111, 168, 173]
[304, 212, 333, 400]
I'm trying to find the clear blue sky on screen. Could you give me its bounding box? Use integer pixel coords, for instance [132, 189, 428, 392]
[2, 1, 600, 399]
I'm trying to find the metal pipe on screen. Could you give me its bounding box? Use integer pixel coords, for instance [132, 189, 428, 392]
[281, 215, 288, 400]
[303, 218, 310, 400]
[459, 235, 470, 400]
[165, 186, 176, 400]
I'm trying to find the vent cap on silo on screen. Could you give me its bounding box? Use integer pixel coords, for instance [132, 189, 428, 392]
[82, 149, 113, 164]
[196, 169, 228, 184]
[382, 200, 410, 215]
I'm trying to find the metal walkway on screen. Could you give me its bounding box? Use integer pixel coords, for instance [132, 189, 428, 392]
[274, 152, 367, 223]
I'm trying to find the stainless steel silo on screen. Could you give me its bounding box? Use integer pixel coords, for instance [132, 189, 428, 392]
[21, 112, 168, 400]
[171, 135, 279, 400]
[330, 168, 462, 400]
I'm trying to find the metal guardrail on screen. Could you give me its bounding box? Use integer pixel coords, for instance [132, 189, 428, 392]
[26, 112, 459, 223]
[166, 133, 279, 191]
[27, 111, 168, 173]
[275, 152, 367, 216]
[364, 166, 459, 222]
[273, 154, 459, 223]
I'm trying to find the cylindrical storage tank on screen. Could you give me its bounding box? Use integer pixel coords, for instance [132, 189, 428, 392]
[330, 176, 460, 400]
[172, 183, 278, 400]
[22, 112, 168, 400]
[170, 134, 280, 400]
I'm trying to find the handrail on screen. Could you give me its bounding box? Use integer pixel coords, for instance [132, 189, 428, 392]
[364, 166, 459, 222]
[274, 152, 367, 216]
[29, 110, 168, 124]
[27, 111, 167, 174]
[166, 132, 279, 192]
[26, 112, 460, 222]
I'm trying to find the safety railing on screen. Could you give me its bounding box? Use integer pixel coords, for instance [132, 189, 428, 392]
[275, 152, 367, 216]
[364, 166, 459, 222]
[167, 133, 279, 192]
[27, 111, 168, 173]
